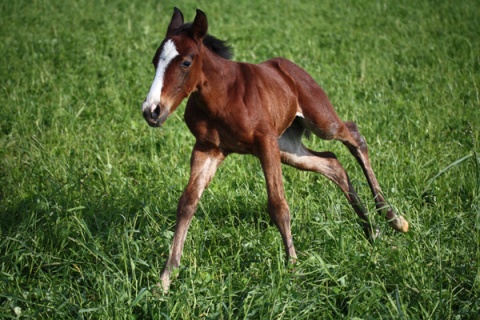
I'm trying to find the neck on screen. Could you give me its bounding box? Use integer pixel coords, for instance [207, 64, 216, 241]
[194, 48, 235, 108]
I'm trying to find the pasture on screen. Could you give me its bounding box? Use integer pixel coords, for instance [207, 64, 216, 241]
[1, 0, 479, 318]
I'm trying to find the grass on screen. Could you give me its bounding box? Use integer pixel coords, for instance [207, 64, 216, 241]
[1, 0, 479, 318]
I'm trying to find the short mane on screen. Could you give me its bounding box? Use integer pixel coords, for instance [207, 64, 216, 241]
[175, 23, 233, 60]
[203, 34, 233, 60]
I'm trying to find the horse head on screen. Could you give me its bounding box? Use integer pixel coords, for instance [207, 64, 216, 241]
[142, 8, 208, 127]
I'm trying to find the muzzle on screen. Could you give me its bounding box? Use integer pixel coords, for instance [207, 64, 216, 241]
[142, 101, 170, 127]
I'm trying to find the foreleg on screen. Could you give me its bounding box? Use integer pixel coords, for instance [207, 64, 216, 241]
[256, 134, 297, 262]
[159, 143, 225, 291]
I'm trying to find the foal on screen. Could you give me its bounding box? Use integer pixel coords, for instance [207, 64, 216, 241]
[142, 8, 409, 291]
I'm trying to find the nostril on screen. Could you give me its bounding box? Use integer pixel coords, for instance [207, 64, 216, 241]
[152, 105, 161, 119]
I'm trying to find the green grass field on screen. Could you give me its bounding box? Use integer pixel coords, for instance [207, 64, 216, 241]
[1, 0, 479, 318]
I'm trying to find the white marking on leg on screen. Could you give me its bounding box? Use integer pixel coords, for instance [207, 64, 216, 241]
[143, 39, 179, 114]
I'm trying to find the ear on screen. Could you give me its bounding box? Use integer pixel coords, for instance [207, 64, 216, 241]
[191, 9, 208, 40]
[167, 7, 184, 34]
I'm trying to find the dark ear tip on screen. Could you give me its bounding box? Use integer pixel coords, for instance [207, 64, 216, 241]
[167, 7, 184, 34]
[191, 8, 207, 40]
[173, 7, 183, 16]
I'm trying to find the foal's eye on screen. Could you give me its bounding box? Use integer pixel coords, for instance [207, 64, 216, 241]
[181, 61, 192, 69]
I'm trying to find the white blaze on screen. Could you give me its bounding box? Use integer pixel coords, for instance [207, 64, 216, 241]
[143, 39, 179, 113]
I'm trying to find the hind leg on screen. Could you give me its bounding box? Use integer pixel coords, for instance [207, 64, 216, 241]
[279, 123, 380, 239]
[337, 121, 408, 232]
[284, 63, 408, 232]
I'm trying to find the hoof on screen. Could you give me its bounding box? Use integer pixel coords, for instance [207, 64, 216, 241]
[369, 226, 381, 240]
[389, 216, 409, 233]
[362, 223, 380, 241]
[157, 275, 171, 294]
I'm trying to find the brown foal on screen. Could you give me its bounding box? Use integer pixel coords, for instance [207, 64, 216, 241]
[141, 8, 409, 291]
